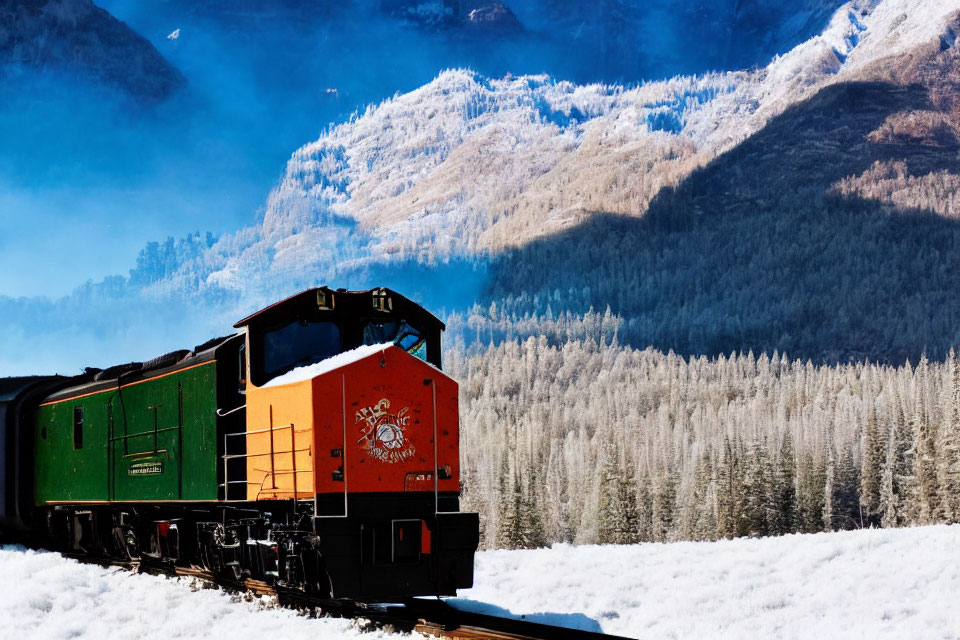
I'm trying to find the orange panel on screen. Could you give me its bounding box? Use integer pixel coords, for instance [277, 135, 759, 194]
[245, 378, 316, 501]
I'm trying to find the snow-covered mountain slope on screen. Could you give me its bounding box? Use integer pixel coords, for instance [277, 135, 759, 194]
[0, 0, 184, 100]
[3, 525, 959, 638]
[193, 0, 960, 296]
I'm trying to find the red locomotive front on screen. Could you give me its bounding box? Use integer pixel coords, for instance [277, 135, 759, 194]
[310, 344, 460, 500]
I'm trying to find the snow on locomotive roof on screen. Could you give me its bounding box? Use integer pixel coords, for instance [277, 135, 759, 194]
[260, 343, 393, 388]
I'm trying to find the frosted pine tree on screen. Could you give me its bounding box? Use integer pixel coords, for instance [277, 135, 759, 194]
[688, 452, 718, 540]
[634, 466, 654, 542]
[833, 448, 860, 529]
[880, 425, 899, 527]
[651, 468, 677, 542]
[889, 402, 913, 525]
[496, 462, 524, 549]
[795, 451, 825, 533]
[936, 353, 960, 522]
[715, 437, 743, 539]
[770, 433, 796, 535]
[544, 445, 573, 543]
[608, 466, 641, 544]
[519, 475, 548, 548]
[859, 409, 883, 526]
[822, 452, 835, 531]
[742, 440, 772, 537]
[913, 402, 940, 524]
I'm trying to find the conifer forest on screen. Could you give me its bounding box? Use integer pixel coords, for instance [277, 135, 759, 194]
[448, 322, 960, 548]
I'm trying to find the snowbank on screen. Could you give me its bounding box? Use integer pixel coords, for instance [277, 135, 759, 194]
[261, 343, 392, 388]
[0, 545, 409, 640]
[453, 524, 960, 638]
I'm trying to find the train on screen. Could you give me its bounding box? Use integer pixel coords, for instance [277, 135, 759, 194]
[0, 286, 479, 599]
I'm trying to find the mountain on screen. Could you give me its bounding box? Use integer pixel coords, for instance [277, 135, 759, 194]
[0, 0, 184, 100]
[149, 0, 958, 365]
[0, 0, 853, 302]
[217, 0, 953, 258]
[2, 0, 960, 374]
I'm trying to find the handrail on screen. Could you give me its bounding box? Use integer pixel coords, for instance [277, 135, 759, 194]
[108, 425, 180, 442]
[216, 404, 246, 417]
[222, 446, 311, 461]
[222, 423, 314, 503]
[431, 378, 438, 516]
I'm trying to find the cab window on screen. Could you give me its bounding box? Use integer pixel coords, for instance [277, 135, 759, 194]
[363, 320, 428, 362]
[258, 320, 341, 384]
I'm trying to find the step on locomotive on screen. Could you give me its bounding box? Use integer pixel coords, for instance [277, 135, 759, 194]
[0, 287, 479, 599]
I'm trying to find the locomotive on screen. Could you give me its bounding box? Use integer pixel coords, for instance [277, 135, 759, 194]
[0, 287, 479, 599]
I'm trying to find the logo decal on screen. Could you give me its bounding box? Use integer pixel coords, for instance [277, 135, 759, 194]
[129, 461, 163, 476]
[356, 398, 415, 463]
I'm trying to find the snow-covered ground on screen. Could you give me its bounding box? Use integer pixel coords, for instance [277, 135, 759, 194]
[3, 525, 960, 639]
[0, 546, 409, 640]
[454, 525, 960, 638]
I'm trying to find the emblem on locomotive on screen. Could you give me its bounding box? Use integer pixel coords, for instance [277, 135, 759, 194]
[356, 398, 416, 463]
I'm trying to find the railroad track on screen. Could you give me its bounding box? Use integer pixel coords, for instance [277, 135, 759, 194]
[63, 553, 636, 640]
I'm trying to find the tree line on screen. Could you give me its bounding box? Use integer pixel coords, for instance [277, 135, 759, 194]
[447, 332, 960, 548]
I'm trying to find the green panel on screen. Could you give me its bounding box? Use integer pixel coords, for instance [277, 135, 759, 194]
[34, 398, 110, 503]
[34, 361, 220, 505]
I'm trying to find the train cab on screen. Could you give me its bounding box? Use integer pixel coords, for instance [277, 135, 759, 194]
[231, 287, 478, 598]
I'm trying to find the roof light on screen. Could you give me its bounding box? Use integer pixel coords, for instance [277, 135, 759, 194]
[316, 289, 334, 310]
[372, 288, 393, 312]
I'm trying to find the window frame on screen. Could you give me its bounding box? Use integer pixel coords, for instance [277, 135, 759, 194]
[251, 318, 343, 387]
[73, 406, 83, 450]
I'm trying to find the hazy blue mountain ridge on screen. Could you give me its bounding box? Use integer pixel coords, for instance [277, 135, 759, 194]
[0, 0, 183, 99]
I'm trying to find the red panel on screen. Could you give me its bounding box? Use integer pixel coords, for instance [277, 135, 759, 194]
[311, 346, 460, 496]
[311, 373, 347, 495]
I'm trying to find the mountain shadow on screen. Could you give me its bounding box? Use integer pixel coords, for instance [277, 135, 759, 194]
[486, 79, 960, 364]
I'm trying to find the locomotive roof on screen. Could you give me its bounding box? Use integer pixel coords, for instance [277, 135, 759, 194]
[233, 286, 445, 331]
[35, 288, 442, 405]
[38, 334, 240, 405]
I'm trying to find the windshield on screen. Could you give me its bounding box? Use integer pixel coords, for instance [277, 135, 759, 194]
[260, 320, 341, 383]
[363, 320, 427, 361]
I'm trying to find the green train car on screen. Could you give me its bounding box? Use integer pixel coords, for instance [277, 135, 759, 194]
[34, 342, 234, 505]
[0, 287, 479, 600]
